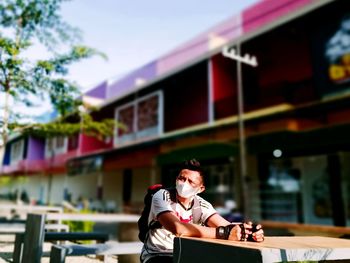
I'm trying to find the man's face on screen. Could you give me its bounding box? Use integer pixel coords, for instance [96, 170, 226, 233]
[177, 169, 204, 191]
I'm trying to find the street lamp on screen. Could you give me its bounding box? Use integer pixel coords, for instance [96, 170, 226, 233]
[222, 43, 258, 217]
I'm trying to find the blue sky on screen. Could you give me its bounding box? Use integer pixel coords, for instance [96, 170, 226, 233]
[0, 0, 260, 144]
[60, 0, 260, 91]
[1, 0, 260, 123]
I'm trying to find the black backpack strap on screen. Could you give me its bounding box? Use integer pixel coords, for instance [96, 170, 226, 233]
[148, 188, 175, 230]
[149, 220, 162, 230]
[138, 184, 164, 242]
[167, 187, 177, 202]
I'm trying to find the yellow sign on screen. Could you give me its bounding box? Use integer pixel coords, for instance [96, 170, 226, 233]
[329, 54, 350, 83]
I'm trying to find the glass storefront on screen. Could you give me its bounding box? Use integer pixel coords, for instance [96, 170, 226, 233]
[200, 162, 235, 207]
[340, 152, 350, 225]
[259, 155, 336, 225]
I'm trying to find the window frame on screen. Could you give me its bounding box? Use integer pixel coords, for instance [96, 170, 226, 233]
[114, 90, 163, 146]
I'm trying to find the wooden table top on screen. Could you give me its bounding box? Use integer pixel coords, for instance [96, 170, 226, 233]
[175, 236, 350, 262]
[186, 236, 350, 249]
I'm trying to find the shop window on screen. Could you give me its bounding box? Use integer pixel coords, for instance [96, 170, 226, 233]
[137, 94, 160, 138]
[259, 156, 334, 225]
[298, 156, 333, 225]
[46, 138, 54, 153]
[114, 91, 163, 145]
[198, 163, 235, 208]
[343, 152, 350, 225]
[45, 136, 68, 157]
[116, 102, 136, 144]
[260, 161, 301, 223]
[56, 136, 65, 149]
[68, 134, 79, 150]
[10, 139, 24, 165]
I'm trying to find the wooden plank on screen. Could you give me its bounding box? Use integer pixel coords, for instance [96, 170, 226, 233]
[174, 236, 350, 263]
[0, 223, 69, 234]
[13, 233, 24, 263]
[96, 241, 143, 255]
[50, 245, 66, 263]
[261, 220, 350, 235]
[21, 214, 46, 263]
[44, 232, 109, 243]
[0, 204, 63, 213]
[45, 224, 69, 232]
[46, 213, 139, 223]
[0, 224, 25, 234]
[55, 242, 142, 255]
[49, 241, 143, 263]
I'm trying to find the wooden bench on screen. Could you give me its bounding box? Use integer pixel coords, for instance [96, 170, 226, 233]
[44, 232, 108, 243]
[0, 204, 63, 220]
[0, 223, 69, 234]
[49, 241, 143, 263]
[12, 213, 109, 263]
[45, 212, 142, 262]
[13, 213, 46, 263]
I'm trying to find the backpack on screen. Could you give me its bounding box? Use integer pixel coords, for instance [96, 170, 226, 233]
[137, 184, 203, 243]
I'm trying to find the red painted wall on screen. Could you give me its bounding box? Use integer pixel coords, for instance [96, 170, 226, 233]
[163, 62, 209, 132]
[211, 16, 316, 120]
[211, 54, 238, 120]
[80, 134, 112, 154]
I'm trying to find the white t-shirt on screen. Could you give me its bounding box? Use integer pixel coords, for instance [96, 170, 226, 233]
[140, 189, 217, 262]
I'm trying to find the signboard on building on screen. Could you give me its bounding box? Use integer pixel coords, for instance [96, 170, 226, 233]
[313, 12, 350, 97]
[326, 15, 350, 84]
[67, 155, 103, 176]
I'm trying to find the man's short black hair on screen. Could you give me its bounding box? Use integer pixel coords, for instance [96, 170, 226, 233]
[180, 159, 203, 176]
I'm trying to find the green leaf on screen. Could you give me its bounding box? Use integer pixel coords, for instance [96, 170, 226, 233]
[0, 0, 111, 149]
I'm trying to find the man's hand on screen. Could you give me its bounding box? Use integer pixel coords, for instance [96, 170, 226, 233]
[227, 223, 252, 241]
[246, 222, 264, 242]
[227, 222, 264, 242]
[251, 224, 264, 242]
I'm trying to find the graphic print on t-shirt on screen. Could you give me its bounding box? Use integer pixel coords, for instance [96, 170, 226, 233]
[176, 212, 193, 223]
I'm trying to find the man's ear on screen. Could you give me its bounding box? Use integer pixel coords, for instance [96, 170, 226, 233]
[198, 185, 205, 193]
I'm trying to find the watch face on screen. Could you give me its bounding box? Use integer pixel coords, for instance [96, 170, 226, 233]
[219, 227, 225, 235]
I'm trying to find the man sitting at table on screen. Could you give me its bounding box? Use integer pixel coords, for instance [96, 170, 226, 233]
[140, 159, 264, 263]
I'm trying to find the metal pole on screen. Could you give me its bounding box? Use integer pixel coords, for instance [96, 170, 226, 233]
[236, 44, 249, 218]
[222, 44, 257, 219]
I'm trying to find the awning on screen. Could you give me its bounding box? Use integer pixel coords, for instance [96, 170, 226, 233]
[247, 123, 350, 155]
[156, 143, 238, 166]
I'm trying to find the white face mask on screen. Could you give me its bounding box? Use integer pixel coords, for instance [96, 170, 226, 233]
[176, 180, 199, 198]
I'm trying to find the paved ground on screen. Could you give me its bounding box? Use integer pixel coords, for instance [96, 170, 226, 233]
[0, 201, 140, 262]
[0, 235, 121, 263]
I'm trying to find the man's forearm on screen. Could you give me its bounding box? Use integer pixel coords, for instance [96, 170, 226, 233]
[173, 221, 217, 238]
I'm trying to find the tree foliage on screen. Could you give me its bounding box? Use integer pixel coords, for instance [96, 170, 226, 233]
[0, 0, 115, 150]
[12, 112, 124, 140]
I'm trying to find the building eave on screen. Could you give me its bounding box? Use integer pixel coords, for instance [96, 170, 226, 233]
[100, 0, 336, 109]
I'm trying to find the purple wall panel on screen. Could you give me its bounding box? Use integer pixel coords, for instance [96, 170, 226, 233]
[85, 81, 108, 99]
[107, 61, 157, 99]
[242, 0, 312, 34]
[27, 137, 45, 160]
